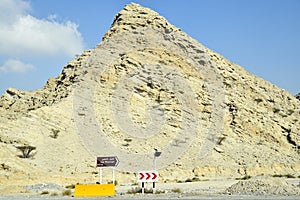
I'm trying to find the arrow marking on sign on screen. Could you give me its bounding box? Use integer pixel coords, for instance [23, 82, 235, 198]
[146, 173, 151, 180]
[138, 171, 158, 182]
[152, 172, 157, 180]
[139, 173, 145, 180]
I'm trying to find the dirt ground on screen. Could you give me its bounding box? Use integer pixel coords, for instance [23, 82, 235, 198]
[0, 177, 299, 199]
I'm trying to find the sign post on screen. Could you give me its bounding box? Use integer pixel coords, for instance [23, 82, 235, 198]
[99, 168, 102, 184]
[138, 171, 158, 194]
[74, 156, 119, 197]
[153, 149, 161, 193]
[97, 156, 119, 185]
[97, 156, 119, 167]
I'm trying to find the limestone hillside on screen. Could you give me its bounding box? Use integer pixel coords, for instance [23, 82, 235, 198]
[296, 93, 300, 101]
[0, 3, 299, 193]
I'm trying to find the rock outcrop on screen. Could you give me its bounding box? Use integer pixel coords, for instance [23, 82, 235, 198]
[0, 50, 92, 119]
[296, 93, 300, 101]
[0, 3, 299, 193]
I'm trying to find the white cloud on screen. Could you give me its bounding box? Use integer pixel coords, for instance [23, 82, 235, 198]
[0, 0, 85, 57]
[0, 59, 34, 73]
[0, 0, 30, 25]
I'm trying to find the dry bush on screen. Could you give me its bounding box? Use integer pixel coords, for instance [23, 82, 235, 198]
[40, 191, 49, 195]
[15, 145, 36, 158]
[62, 189, 71, 196]
[171, 188, 182, 193]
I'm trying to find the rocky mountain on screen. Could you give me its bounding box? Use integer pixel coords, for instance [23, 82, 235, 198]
[0, 3, 299, 193]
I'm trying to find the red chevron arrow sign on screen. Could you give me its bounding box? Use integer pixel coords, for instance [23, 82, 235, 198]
[138, 171, 158, 182]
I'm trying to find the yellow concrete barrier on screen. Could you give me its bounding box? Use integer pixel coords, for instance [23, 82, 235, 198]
[74, 184, 116, 197]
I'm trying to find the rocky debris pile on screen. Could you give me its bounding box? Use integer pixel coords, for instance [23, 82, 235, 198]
[23, 183, 66, 193]
[226, 178, 300, 195]
[0, 50, 92, 119]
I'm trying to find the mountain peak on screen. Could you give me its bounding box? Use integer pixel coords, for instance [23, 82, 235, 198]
[0, 3, 299, 193]
[103, 3, 180, 40]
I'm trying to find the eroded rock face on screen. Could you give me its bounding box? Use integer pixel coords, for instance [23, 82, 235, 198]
[0, 50, 92, 119]
[0, 3, 299, 191]
[102, 3, 180, 41]
[296, 93, 300, 101]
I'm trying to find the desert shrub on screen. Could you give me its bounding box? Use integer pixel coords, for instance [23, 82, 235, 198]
[62, 190, 71, 196]
[172, 188, 182, 193]
[50, 129, 60, 139]
[40, 191, 49, 195]
[131, 182, 138, 186]
[127, 187, 141, 194]
[185, 178, 192, 182]
[272, 174, 296, 178]
[217, 136, 226, 145]
[108, 180, 118, 186]
[1, 163, 10, 170]
[144, 188, 153, 194]
[236, 175, 251, 180]
[65, 184, 76, 189]
[184, 177, 201, 182]
[50, 192, 58, 196]
[285, 174, 296, 178]
[124, 138, 132, 142]
[16, 145, 36, 158]
[127, 187, 153, 194]
[155, 189, 164, 194]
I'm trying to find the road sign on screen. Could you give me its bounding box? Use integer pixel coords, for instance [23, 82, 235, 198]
[97, 156, 119, 167]
[138, 171, 158, 182]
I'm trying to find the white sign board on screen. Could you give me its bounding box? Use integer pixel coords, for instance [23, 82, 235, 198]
[138, 171, 158, 182]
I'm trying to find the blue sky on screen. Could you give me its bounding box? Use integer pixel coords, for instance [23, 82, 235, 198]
[0, 0, 299, 95]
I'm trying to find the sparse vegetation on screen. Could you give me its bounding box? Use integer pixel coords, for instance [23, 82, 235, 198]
[155, 189, 164, 194]
[62, 189, 72, 196]
[185, 178, 192, 182]
[124, 138, 132, 142]
[40, 191, 49, 195]
[65, 184, 76, 189]
[127, 187, 142, 194]
[127, 187, 153, 194]
[217, 136, 226, 145]
[171, 188, 182, 193]
[50, 192, 58, 196]
[16, 145, 36, 158]
[131, 182, 138, 186]
[185, 177, 201, 182]
[50, 129, 60, 139]
[272, 174, 296, 178]
[236, 175, 251, 180]
[1, 163, 10, 170]
[108, 180, 118, 186]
